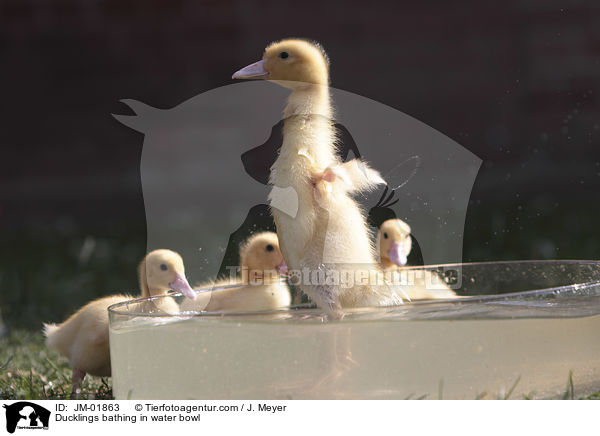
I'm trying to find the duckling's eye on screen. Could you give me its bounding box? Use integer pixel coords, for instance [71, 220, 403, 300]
[383, 232, 388, 239]
[278, 51, 289, 59]
[266, 244, 275, 252]
[160, 264, 168, 271]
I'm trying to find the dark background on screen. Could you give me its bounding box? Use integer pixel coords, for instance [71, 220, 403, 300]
[1, 0, 599, 328]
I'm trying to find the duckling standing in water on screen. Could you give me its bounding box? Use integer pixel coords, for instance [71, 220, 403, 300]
[233, 39, 402, 313]
[182, 232, 291, 312]
[377, 219, 458, 300]
[43, 249, 195, 396]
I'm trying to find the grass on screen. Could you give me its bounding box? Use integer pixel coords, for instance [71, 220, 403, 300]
[0, 225, 141, 399]
[0, 329, 112, 400]
[562, 370, 575, 400]
[503, 375, 521, 400]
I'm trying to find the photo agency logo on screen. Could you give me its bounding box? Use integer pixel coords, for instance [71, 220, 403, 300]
[2, 402, 50, 433]
[113, 43, 480, 309]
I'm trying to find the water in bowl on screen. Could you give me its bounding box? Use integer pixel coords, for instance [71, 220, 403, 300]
[108, 261, 600, 399]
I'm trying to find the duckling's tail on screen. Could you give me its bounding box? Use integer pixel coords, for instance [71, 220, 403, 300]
[43, 316, 83, 356]
[42, 323, 59, 348]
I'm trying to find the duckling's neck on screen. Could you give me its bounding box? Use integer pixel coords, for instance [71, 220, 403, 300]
[276, 84, 337, 174]
[141, 281, 170, 298]
[139, 262, 150, 298]
[284, 84, 332, 119]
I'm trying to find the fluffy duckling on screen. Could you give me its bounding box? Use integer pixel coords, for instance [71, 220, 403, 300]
[377, 219, 458, 300]
[182, 232, 291, 312]
[137, 249, 196, 312]
[233, 39, 401, 312]
[43, 249, 195, 395]
[377, 218, 412, 269]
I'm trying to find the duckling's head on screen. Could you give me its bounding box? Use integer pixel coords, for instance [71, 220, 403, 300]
[377, 219, 412, 267]
[239, 232, 287, 281]
[140, 249, 196, 300]
[233, 39, 330, 88]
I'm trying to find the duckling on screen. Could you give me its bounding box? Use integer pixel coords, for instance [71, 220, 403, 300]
[377, 219, 458, 300]
[137, 249, 196, 313]
[233, 39, 402, 312]
[43, 249, 195, 396]
[377, 218, 412, 269]
[182, 232, 291, 312]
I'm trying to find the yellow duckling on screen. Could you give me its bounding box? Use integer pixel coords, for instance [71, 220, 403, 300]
[377, 219, 458, 300]
[43, 249, 195, 395]
[377, 218, 412, 269]
[233, 39, 401, 312]
[182, 232, 291, 312]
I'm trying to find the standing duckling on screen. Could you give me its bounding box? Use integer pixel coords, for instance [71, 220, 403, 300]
[182, 232, 291, 312]
[43, 249, 195, 396]
[377, 219, 458, 300]
[233, 39, 401, 312]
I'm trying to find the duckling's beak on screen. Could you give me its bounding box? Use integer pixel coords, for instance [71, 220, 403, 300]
[169, 273, 196, 300]
[232, 59, 269, 79]
[388, 242, 408, 266]
[276, 259, 288, 274]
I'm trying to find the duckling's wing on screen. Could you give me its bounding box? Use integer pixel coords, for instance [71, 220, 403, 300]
[337, 159, 385, 191]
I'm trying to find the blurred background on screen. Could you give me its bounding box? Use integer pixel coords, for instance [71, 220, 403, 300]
[1, 0, 599, 329]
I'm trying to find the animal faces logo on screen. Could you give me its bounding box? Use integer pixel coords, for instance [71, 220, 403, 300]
[113, 82, 480, 284]
[2, 402, 50, 433]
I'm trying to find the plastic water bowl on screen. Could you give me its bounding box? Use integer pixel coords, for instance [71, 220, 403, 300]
[108, 260, 600, 399]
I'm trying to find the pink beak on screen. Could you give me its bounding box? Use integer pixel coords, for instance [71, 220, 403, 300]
[232, 59, 269, 79]
[169, 273, 196, 300]
[276, 259, 288, 274]
[388, 242, 408, 266]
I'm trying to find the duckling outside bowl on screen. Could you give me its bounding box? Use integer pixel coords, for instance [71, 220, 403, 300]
[108, 260, 600, 400]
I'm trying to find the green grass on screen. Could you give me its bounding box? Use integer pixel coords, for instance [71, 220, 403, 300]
[0, 329, 112, 400]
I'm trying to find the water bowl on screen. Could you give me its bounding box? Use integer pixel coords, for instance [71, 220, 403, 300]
[108, 260, 600, 399]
